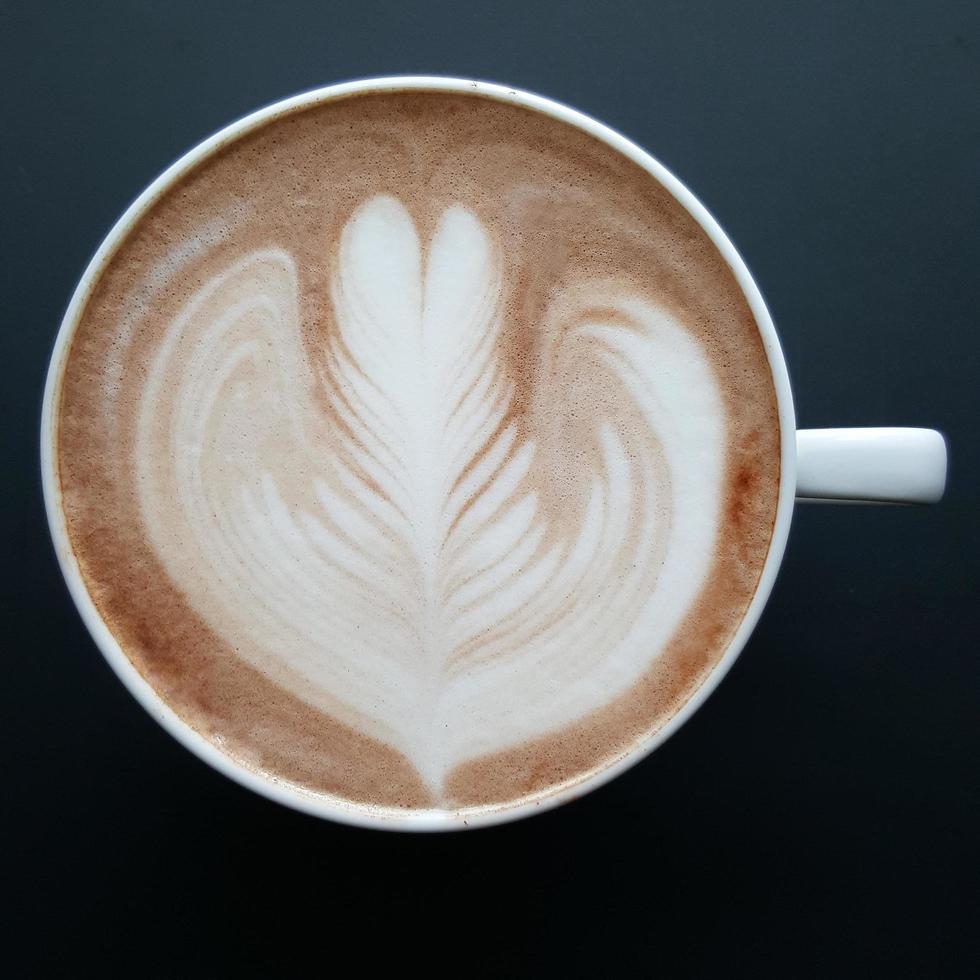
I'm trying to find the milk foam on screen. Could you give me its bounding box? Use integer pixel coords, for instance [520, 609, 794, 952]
[57, 90, 781, 810]
[134, 195, 724, 794]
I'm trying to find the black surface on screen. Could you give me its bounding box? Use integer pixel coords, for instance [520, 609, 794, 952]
[4, 1, 979, 976]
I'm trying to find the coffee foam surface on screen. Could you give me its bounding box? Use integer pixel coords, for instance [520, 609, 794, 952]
[56, 91, 780, 812]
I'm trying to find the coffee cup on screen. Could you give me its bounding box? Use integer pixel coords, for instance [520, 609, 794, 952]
[41, 77, 947, 830]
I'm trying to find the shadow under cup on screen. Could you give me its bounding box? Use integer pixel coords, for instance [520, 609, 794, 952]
[41, 77, 797, 830]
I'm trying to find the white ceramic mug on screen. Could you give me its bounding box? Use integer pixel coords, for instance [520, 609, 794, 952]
[41, 77, 948, 831]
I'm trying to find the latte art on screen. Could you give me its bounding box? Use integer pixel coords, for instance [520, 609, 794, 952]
[136, 195, 724, 792]
[55, 90, 780, 813]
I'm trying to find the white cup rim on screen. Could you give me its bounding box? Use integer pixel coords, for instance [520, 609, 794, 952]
[41, 75, 798, 831]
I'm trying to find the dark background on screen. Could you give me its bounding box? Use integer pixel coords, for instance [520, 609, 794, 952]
[3, 1, 978, 976]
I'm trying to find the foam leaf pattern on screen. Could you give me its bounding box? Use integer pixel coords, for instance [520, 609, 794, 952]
[136, 196, 725, 794]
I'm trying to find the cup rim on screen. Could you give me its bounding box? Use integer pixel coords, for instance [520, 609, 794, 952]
[41, 75, 798, 832]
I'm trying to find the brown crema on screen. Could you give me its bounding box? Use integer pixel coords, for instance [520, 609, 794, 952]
[54, 89, 780, 814]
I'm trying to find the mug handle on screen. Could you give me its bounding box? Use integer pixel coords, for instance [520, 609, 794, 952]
[795, 428, 947, 503]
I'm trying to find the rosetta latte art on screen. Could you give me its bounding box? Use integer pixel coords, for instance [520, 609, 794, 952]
[135, 195, 725, 794]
